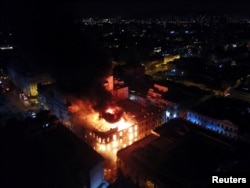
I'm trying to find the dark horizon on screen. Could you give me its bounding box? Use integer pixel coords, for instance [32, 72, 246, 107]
[1, 0, 250, 21]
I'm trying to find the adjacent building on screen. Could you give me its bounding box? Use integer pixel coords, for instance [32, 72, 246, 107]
[38, 83, 73, 130]
[186, 110, 238, 139]
[185, 96, 250, 141]
[0, 115, 108, 188]
[117, 118, 234, 188]
[7, 56, 54, 103]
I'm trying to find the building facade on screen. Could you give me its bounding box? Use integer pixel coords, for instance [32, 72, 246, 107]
[38, 84, 73, 130]
[186, 110, 238, 139]
[117, 118, 231, 188]
[7, 59, 53, 103]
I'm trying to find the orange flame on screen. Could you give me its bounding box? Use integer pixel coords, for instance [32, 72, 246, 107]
[68, 105, 80, 113]
[105, 108, 114, 114]
[68, 99, 135, 132]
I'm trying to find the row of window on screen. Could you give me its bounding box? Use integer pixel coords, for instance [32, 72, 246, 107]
[187, 112, 237, 131]
[187, 112, 238, 139]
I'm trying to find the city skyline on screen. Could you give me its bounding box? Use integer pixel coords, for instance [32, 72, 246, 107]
[1, 0, 250, 19]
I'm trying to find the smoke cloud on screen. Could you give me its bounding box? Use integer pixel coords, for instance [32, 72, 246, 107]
[53, 22, 115, 113]
[49, 16, 115, 113]
[13, 5, 115, 113]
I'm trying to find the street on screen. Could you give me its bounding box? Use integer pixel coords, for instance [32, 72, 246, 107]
[2, 81, 40, 120]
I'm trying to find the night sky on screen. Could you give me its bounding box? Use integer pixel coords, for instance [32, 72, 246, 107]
[1, 0, 250, 20]
[73, 0, 250, 18]
[1, 0, 249, 42]
[1, 0, 249, 99]
[2, 0, 249, 55]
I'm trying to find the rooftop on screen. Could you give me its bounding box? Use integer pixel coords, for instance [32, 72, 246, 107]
[158, 80, 211, 107]
[117, 118, 233, 188]
[191, 96, 250, 132]
[118, 99, 163, 122]
[0, 118, 104, 188]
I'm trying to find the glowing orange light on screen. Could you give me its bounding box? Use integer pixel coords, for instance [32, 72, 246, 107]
[68, 105, 80, 113]
[100, 144, 106, 151]
[129, 132, 133, 140]
[113, 140, 118, 148]
[68, 98, 140, 166]
[106, 108, 114, 114]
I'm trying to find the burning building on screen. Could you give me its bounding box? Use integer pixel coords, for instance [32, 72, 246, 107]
[71, 99, 165, 159]
[38, 73, 165, 161]
[66, 74, 165, 162]
[37, 49, 167, 182]
[38, 71, 165, 183]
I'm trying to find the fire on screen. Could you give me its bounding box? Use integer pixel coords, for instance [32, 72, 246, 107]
[102, 106, 124, 124]
[68, 105, 80, 113]
[105, 108, 114, 114]
[69, 99, 138, 182]
[79, 110, 132, 132]
[68, 99, 134, 132]
[68, 99, 93, 114]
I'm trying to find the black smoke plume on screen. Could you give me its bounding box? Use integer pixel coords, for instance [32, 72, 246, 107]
[51, 18, 114, 113]
[12, 4, 114, 113]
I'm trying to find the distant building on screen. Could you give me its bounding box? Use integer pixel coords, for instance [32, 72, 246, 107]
[129, 83, 182, 120]
[7, 57, 54, 103]
[186, 110, 238, 139]
[144, 55, 180, 79]
[38, 84, 73, 130]
[185, 96, 250, 141]
[117, 118, 231, 188]
[105, 75, 129, 100]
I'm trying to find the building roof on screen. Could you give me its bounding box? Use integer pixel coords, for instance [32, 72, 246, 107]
[0, 119, 104, 188]
[44, 125, 104, 170]
[191, 96, 250, 131]
[117, 118, 231, 188]
[157, 80, 211, 107]
[118, 99, 162, 122]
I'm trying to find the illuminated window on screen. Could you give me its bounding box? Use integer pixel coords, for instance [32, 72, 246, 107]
[129, 127, 132, 133]
[129, 133, 133, 140]
[29, 83, 38, 96]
